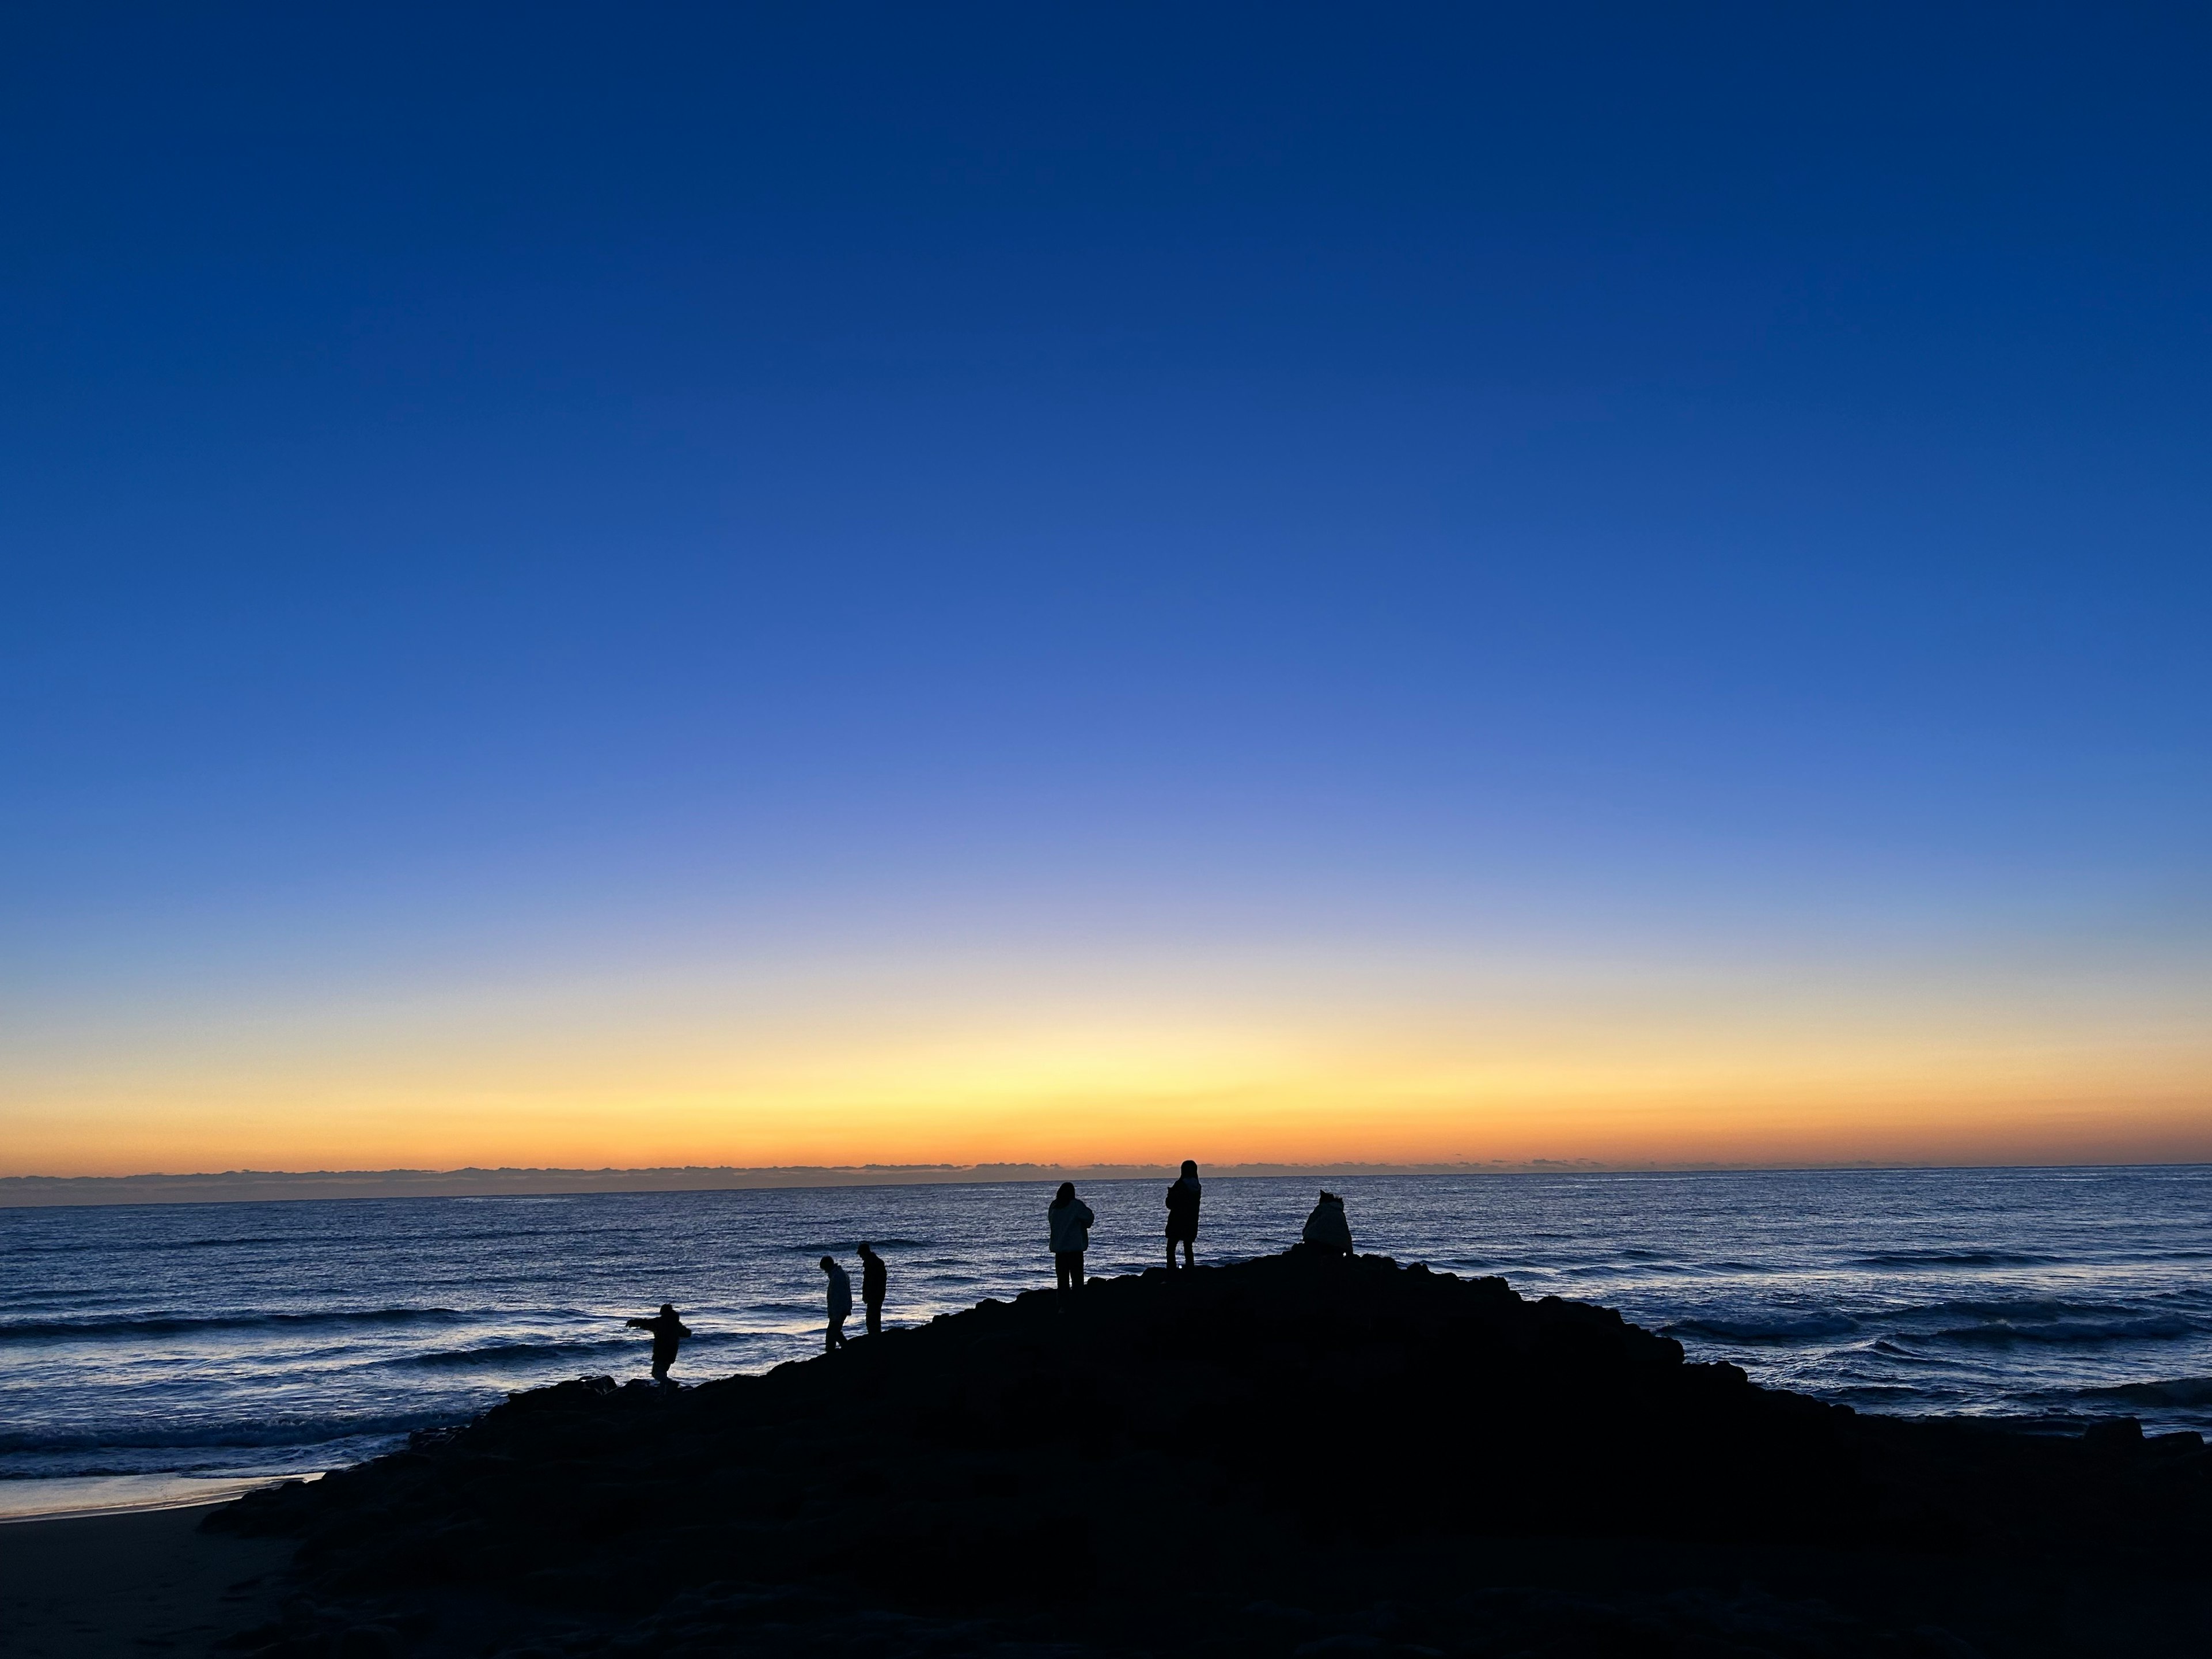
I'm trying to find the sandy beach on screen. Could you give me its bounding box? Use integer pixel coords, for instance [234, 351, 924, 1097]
[0, 1505, 292, 1659]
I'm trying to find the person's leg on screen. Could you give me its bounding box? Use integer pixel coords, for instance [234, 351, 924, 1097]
[1070, 1251, 1084, 1291]
[1166, 1237, 1176, 1269]
[1180, 1238, 1196, 1268]
[1055, 1252, 1072, 1294]
[826, 1317, 844, 1351]
[866, 1302, 881, 1336]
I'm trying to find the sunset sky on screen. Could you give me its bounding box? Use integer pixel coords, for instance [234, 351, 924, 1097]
[5, 4, 2209, 1179]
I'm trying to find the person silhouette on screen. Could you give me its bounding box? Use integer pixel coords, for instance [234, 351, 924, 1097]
[1302, 1190, 1354, 1256]
[624, 1302, 692, 1382]
[858, 1240, 887, 1336]
[820, 1255, 852, 1351]
[1164, 1159, 1202, 1268]
[1048, 1181, 1096, 1297]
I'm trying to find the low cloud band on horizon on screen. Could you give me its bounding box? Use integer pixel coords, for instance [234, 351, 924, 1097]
[6, 1153, 2207, 1209]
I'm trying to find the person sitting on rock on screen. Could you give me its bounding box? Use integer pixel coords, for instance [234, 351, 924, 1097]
[858, 1240, 888, 1336]
[1048, 1181, 1096, 1297]
[1301, 1190, 1354, 1256]
[624, 1302, 692, 1382]
[820, 1255, 853, 1351]
[1164, 1159, 1202, 1268]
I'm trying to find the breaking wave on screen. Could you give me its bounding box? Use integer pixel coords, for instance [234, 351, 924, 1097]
[0, 1308, 469, 1342]
[1662, 1314, 1860, 1343]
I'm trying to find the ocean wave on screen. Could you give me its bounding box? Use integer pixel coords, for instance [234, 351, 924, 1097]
[0, 1409, 458, 1455]
[1, 1234, 296, 1256]
[2060, 1377, 2212, 1408]
[1828, 1384, 1925, 1401]
[784, 1238, 931, 1254]
[406, 1338, 632, 1368]
[1850, 1251, 2059, 1268]
[1661, 1314, 1859, 1343]
[1927, 1315, 2200, 1347]
[1896, 1297, 2131, 1324]
[0, 1308, 471, 1342]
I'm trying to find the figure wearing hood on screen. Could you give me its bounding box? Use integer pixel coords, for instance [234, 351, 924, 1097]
[624, 1303, 692, 1382]
[820, 1256, 853, 1351]
[1048, 1181, 1096, 1296]
[1302, 1191, 1354, 1256]
[1164, 1160, 1202, 1268]
[858, 1241, 888, 1336]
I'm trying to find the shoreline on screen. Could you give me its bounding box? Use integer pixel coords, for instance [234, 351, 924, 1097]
[0, 1472, 319, 1526]
[0, 1503, 293, 1659]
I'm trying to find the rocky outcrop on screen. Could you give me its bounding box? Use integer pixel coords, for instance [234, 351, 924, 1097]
[211, 1248, 2212, 1657]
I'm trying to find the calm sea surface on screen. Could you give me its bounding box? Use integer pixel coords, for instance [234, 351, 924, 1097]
[3, 1168, 2209, 1517]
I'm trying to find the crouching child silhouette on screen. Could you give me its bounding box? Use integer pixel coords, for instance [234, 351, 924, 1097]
[625, 1302, 692, 1382]
[1301, 1190, 1354, 1257]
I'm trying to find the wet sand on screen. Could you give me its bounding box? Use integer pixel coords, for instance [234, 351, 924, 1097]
[0, 1504, 293, 1659]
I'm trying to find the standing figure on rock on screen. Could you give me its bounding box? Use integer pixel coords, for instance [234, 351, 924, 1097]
[820, 1255, 853, 1351]
[1164, 1160, 1202, 1268]
[858, 1240, 888, 1336]
[625, 1302, 692, 1383]
[1048, 1181, 1096, 1297]
[1302, 1190, 1354, 1256]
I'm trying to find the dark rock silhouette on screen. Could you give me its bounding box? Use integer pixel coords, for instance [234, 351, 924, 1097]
[209, 1249, 2212, 1657]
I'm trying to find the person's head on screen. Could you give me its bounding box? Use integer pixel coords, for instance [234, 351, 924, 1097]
[1181, 1160, 1198, 1178]
[858, 1241, 876, 1257]
[819, 1255, 836, 1271]
[1319, 1190, 1338, 1204]
[1054, 1181, 1076, 1205]
[660, 1303, 675, 1316]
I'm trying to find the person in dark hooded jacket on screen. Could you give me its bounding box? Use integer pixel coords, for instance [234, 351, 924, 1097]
[1048, 1181, 1096, 1297]
[1164, 1160, 1202, 1268]
[858, 1240, 888, 1336]
[1301, 1191, 1354, 1256]
[624, 1303, 692, 1382]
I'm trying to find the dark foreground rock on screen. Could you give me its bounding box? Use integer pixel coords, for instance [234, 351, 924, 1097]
[210, 1249, 2212, 1658]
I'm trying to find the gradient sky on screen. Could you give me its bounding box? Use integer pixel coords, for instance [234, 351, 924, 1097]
[5, 3, 2209, 1177]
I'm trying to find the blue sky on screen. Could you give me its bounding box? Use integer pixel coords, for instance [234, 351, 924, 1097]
[3, 4, 2208, 1172]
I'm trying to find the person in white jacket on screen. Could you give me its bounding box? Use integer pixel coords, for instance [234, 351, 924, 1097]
[820, 1255, 853, 1350]
[1047, 1181, 1096, 1297]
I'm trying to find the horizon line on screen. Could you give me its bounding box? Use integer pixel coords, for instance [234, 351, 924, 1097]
[4, 1156, 2208, 1210]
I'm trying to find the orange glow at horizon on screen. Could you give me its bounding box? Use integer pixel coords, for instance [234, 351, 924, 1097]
[7, 945, 2209, 1177]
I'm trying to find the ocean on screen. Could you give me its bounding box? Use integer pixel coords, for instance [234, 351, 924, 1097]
[3, 1166, 2209, 1520]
